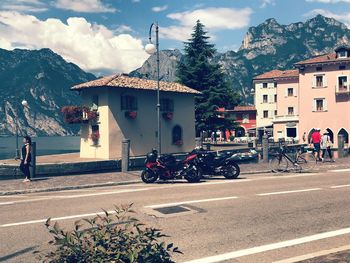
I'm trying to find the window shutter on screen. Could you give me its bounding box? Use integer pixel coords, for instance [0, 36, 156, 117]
[293, 87, 297, 97]
[285, 108, 288, 115]
[323, 76, 327, 87]
[312, 99, 316, 112]
[256, 83, 263, 89]
[312, 76, 316, 88]
[268, 82, 274, 88]
[294, 108, 298, 115]
[269, 94, 274, 103]
[270, 110, 274, 118]
[285, 88, 288, 97]
[324, 99, 328, 111]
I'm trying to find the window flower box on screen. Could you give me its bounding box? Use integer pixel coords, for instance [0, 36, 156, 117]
[90, 131, 100, 145]
[62, 106, 98, 124]
[162, 112, 173, 120]
[125, 111, 137, 119]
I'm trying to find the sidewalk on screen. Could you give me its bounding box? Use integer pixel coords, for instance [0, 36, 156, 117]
[1, 157, 350, 195]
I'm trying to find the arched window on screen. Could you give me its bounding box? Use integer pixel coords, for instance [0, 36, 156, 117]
[172, 125, 182, 145]
[326, 128, 334, 143]
[338, 128, 349, 144]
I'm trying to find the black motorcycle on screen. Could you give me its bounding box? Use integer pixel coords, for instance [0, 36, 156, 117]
[141, 149, 201, 183]
[192, 148, 240, 179]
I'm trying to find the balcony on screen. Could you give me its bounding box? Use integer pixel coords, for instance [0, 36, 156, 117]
[273, 114, 299, 123]
[336, 85, 350, 94]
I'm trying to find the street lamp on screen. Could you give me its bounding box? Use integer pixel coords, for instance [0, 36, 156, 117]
[15, 99, 28, 159]
[145, 22, 161, 154]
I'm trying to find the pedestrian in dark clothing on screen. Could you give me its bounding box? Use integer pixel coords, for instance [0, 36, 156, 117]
[20, 136, 32, 182]
[321, 131, 334, 162]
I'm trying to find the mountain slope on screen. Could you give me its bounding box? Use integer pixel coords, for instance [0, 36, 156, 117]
[130, 15, 350, 103]
[0, 48, 96, 136]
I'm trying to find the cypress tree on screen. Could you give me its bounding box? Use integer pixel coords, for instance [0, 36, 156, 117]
[176, 20, 241, 136]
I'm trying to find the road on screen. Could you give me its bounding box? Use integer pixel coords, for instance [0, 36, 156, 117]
[1, 169, 350, 262]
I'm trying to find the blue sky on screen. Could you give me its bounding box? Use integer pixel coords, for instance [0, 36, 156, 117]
[0, 0, 349, 75]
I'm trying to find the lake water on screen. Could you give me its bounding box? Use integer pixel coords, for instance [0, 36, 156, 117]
[0, 136, 80, 160]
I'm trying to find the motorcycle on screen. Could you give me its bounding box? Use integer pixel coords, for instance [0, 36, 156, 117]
[191, 148, 240, 179]
[141, 149, 201, 183]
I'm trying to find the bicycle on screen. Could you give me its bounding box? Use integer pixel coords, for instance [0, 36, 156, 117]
[269, 143, 317, 173]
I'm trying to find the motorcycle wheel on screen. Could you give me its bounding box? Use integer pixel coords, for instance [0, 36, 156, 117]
[184, 166, 201, 183]
[141, 169, 158, 183]
[222, 162, 240, 179]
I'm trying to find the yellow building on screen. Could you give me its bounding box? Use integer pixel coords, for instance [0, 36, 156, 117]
[71, 74, 200, 159]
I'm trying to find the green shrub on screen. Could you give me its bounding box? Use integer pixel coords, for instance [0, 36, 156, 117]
[35, 204, 181, 262]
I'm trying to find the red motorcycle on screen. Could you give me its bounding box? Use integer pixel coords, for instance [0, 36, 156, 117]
[141, 149, 201, 183]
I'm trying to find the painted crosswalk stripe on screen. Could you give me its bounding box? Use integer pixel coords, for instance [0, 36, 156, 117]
[256, 188, 322, 196]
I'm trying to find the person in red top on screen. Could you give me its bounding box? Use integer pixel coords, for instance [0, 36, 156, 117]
[310, 128, 322, 161]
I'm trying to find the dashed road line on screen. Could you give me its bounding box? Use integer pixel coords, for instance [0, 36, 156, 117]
[330, 184, 350, 189]
[256, 188, 322, 196]
[184, 227, 350, 263]
[0, 210, 117, 228]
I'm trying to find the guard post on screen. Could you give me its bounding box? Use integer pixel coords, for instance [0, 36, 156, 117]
[121, 139, 130, 172]
[262, 134, 269, 163]
[30, 141, 36, 178]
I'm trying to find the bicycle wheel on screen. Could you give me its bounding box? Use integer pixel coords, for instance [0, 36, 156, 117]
[269, 155, 289, 173]
[297, 152, 317, 172]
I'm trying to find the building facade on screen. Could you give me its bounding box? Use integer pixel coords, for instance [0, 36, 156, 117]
[295, 45, 350, 146]
[71, 74, 200, 159]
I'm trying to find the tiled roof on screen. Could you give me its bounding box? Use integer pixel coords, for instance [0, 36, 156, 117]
[71, 74, 201, 94]
[253, 69, 299, 80]
[295, 52, 350, 65]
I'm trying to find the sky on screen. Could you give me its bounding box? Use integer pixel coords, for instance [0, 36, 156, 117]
[0, 0, 350, 75]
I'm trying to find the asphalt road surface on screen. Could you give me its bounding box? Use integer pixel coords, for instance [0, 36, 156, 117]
[1, 169, 350, 262]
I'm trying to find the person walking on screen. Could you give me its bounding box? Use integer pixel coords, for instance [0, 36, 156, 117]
[310, 128, 322, 161]
[321, 131, 334, 162]
[20, 136, 32, 182]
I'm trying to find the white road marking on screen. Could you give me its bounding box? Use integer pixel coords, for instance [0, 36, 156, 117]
[273, 244, 350, 263]
[0, 188, 150, 206]
[0, 210, 117, 228]
[256, 188, 322, 196]
[329, 168, 350, 173]
[0, 202, 14, 205]
[145, 196, 238, 209]
[184, 227, 350, 263]
[331, 184, 350, 189]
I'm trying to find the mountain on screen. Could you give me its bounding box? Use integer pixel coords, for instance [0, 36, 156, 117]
[130, 49, 182, 82]
[0, 48, 96, 136]
[130, 15, 350, 103]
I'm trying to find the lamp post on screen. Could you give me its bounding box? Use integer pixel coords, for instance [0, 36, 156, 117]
[15, 100, 28, 159]
[145, 22, 161, 154]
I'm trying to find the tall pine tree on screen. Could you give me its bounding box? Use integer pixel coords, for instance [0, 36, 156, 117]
[176, 20, 241, 136]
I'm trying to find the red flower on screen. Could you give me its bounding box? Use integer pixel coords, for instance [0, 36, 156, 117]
[125, 111, 137, 119]
[163, 112, 173, 120]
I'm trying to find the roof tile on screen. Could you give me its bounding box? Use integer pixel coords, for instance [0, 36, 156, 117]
[71, 74, 201, 94]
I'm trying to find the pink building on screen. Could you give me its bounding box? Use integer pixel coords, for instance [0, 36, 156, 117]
[295, 45, 350, 146]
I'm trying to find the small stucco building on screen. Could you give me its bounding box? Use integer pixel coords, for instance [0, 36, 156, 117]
[71, 74, 200, 159]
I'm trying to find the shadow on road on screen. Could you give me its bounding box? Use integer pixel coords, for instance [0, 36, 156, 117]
[0, 246, 37, 261]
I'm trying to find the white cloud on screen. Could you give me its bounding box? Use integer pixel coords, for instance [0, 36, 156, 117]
[260, 0, 276, 8]
[162, 7, 253, 41]
[53, 0, 117, 13]
[0, 0, 47, 13]
[114, 24, 133, 33]
[152, 5, 168, 12]
[304, 8, 350, 26]
[306, 0, 350, 3]
[0, 11, 148, 74]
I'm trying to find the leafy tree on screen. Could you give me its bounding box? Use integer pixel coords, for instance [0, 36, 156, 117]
[176, 20, 241, 136]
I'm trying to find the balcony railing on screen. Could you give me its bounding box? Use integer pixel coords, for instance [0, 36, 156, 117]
[273, 114, 299, 123]
[336, 85, 350, 94]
